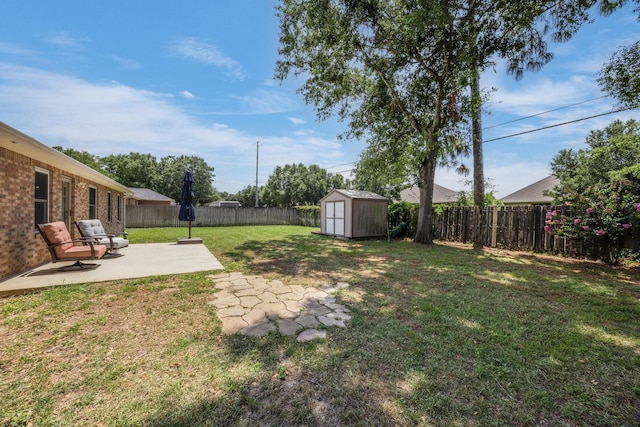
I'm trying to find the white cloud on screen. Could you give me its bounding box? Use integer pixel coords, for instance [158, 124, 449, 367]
[107, 54, 142, 70]
[288, 117, 305, 125]
[485, 74, 601, 115]
[435, 161, 552, 198]
[232, 89, 297, 114]
[0, 63, 349, 192]
[44, 32, 88, 49]
[180, 90, 195, 99]
[0, 42, 38, 56]
[169, 37, 246, 80]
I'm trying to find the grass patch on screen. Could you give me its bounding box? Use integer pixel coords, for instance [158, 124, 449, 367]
[1, 226, 639, 426]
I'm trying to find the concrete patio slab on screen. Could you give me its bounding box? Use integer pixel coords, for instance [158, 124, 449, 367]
[0, 243, 224, 297]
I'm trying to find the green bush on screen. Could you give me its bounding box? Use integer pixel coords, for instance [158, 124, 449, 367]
[388, 202, 418, 238]
[295, 205, 320, 227]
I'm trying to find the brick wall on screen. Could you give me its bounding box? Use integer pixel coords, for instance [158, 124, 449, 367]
[0, 147, 126, 280]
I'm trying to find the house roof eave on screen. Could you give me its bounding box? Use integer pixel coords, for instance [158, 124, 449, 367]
[1, 121, 132, 196]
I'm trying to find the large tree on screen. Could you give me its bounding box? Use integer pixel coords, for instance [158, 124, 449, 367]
[101, 152, 159, 189]
[156, 155, 216, 205]
[276, 0, 478, 243]
[261, 163, 344, 207]
[275, 0, 591, 244]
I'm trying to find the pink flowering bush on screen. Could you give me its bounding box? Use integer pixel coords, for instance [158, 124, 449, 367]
[544, 179, 640, 263]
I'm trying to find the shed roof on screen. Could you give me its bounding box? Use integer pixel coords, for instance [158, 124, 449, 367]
[399, 184, 458, 204]
[128, 188, 175, 202]
[500, 175, 559, 205]
[0, 121, 131, 195]
[320, 189, 388, 202]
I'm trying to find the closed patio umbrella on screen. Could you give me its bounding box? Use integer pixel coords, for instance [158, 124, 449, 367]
[178, 169, 202, 244]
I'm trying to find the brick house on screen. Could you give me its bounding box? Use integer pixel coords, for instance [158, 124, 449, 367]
[0, 122, 131, 280]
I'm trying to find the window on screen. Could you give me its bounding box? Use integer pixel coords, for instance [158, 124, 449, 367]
[61, 178, 71, 230]
[117, 194, 122, 222]
[89, 186, 97, 219]
[34, 168, 49, 227]
[107, 192, 112, 222]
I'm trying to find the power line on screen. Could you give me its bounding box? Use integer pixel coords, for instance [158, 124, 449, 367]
[482, 95, 610, 131]
[325, 161, 357, 170]
[483, 107, 633, 143]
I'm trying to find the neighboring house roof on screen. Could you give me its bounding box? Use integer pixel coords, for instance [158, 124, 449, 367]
[209, 201, 241, 207]
[128, 188, 175, 203]
[500, 175, 559, 205]
[0, 121, 131, 195]
[321, 189, 388, 202]
[399, 184, 459, 204]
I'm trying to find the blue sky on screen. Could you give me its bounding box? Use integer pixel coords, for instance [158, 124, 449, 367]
[0, 1, 638, 197]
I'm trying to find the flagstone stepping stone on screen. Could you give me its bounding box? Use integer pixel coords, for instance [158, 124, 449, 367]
[208, 273, 351, 340]
[240, 321, 277, 337]
[236, 288, 260, 297]
[221, 316, 249, 334]
[318, 312, 350, 328]
[304, 304, 331, 316]
[295, 314, 321, 328]
[258, 291, 279, 303]
[239, 296, 262, 308]
[277, 319, 301, 336]
[297, 329, 326, 342]
[243, 308, 267, 325]
[283, 299, 304, 314]
[218, 305, 249, 318]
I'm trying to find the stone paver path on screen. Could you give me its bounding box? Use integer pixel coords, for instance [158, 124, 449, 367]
[207, 272, 351, 341]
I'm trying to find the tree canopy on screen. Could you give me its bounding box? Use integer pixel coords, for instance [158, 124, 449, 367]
[52, 147, 111, 178]
[549, 119, 640, 262]
[52, 148, 217, 205]
[598, 40, 640, 109]
[156, 155, 216, 205]
[261, 163, 346, 207]
[101, 153, 159, 189]
[275, 0, 604, 244]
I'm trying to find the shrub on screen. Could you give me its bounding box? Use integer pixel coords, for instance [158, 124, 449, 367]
[544, 179, 640, 263]
[388, 202, 418, 238]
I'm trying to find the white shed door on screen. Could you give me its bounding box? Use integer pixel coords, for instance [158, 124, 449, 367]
[326, 201, 345, 235]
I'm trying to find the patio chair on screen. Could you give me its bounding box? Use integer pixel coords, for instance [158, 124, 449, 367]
[75, 219, 129, 255]
[36, 222, 108, 270]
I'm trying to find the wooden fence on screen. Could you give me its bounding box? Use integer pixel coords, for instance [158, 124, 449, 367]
[433, 205, 577, 253]
[432, 205, 638, 257]
[126, 206, 320, 228]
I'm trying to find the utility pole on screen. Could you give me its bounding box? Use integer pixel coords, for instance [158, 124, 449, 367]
[255, 140, 259, 207]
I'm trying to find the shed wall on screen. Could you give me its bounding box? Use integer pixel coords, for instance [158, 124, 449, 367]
[351, 199, 388, 238]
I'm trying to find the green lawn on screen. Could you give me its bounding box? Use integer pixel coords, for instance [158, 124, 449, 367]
[1, 226, 639, 426]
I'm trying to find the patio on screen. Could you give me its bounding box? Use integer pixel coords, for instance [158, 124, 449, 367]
[0, 243, 224, 297]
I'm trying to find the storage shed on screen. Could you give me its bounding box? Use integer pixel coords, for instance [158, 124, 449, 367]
[320, 189, 388, 239]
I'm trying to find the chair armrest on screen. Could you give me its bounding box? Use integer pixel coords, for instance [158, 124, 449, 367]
[77, 236, 102, 244]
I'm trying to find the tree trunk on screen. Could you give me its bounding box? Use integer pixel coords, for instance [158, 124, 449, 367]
[471, 66, 485, 249]
[414, 152, 438, 244]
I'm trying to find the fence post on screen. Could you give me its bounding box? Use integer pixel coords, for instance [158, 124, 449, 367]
[491, 206, 498, 247]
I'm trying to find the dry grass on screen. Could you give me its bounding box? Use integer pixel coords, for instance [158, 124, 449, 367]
[1, 226, 639, 426]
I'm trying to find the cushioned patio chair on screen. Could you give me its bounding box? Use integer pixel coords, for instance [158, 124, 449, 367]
[75, 219, 129, 255]
[37, 222, 108, 270]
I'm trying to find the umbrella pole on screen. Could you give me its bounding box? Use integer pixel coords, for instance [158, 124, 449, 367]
[188, 221, 192, 239]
